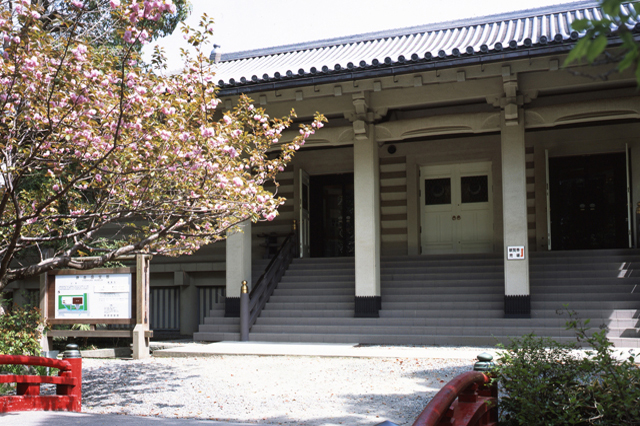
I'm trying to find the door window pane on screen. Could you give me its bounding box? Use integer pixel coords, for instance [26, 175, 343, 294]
[461, 175, 488, 203]
[425, 178, 451, 205]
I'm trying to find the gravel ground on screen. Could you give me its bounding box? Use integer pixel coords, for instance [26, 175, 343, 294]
[75, 350, 481, 426]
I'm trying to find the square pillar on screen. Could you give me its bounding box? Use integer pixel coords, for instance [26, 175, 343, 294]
[501, 109, 531, 317]
[225, 220, 252, 317]
[176, 271, 198, 335]
[354, 122, 381, 317]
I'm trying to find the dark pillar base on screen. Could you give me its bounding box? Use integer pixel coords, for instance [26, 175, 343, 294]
[504, 295, 531, 318]
[355, 296, 381, 318]
[225, 297, 240, 317]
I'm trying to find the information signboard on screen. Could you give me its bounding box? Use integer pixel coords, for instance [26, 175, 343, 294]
[55, 273, 132, 320]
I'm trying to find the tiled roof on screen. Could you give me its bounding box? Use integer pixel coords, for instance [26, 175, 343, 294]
[214, 1, 640, 93]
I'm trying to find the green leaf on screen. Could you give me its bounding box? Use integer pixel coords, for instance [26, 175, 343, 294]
[564, 37, 591, 66]
[571, 19, 591, 31]
[618, 51, 637, 72]
[602, 0, 623, 16]
[586, 34, 608, 62]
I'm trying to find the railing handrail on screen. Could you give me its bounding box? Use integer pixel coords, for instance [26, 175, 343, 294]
[0, 345, 83, 413]
[0, 355, 72, 371]
[241, 230, 298, 340]
[411, 371, 494, 426]
[249, 232, 295, 299]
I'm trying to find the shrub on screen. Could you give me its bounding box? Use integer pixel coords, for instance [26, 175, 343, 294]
[495, 313, 640, 426]
[0, 302, 50, 393]
[0, 304, 47, 357]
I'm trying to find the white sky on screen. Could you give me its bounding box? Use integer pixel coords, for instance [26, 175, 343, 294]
[143, 0, 581, 65]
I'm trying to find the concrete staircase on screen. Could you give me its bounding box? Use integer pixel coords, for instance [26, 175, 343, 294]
[529, 249, 640, 347]
[193, 250, 640, 347]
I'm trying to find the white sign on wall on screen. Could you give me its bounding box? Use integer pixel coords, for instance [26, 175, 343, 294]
[55, 273, 132, 320]
[507, 246, 526, 260]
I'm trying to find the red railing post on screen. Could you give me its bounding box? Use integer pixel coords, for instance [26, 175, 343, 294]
[57, 343, 82, 412]
[0, 343, 82, 413]
[410, 353, 498, 426]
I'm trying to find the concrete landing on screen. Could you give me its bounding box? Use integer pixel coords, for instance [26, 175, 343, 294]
[152, 341, 490, 360]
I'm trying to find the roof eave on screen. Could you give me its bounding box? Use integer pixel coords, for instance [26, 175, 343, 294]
[216, 43, 577, 97]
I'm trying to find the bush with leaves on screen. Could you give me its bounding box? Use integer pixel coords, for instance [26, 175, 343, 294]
[0, 304, 49, 390]
[0, 304, 47, 357]
[495, 313, 640, 426]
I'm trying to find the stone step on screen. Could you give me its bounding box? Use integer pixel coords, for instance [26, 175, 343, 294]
[381, 294, 503, 303]
[203, 317, 240, 325]
[244, 332, 577, 346]
[289, 258, 355, 265]
[531, 308, 639, 319]
[530, 271, 636, 279]
[193, 331, 240, 342]
[383, 253, 503, 262]
[248, 323, 578, 337]
[260, 309, 354, 318]
[530, 277, 640, 286]
[284, 269, 356, 277]
[252, 315, 638, 329]
[264, 302, 354, 310]
[530, 249, 640, 258]
[382, 279, 503, 288]
[280, 275, 355, 283]
[610, 337, 640, 348]
[380, 309, 505, 318]
[267, 294, 354, 303]
[530, 284, 638, 294]
[381, 301, 503, 310]
[197, 324, 240, 333]
[196, 251, 640, 347]
[205, 309, 226, 318]
[531, 293, 640, 302]
[273, 287, 355, 296]
[531, 301, 640, 310]
[381, 286, 504, 295]
[380, 259, 504, 268]
[278, 281, 354, 289]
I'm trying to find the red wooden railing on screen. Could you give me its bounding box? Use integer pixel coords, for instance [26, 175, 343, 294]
[374, 354, 498, 426]
[411, 370, 497, 426]
[0, 344, 82, 413]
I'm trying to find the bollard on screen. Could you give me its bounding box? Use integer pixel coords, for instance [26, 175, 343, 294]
[240, 280, 249, 342]
[59, 343, 82, 412]
[473, 352, 495, 372]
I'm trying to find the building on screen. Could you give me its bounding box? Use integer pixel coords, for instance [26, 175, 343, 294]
[6, 0, 640, 346]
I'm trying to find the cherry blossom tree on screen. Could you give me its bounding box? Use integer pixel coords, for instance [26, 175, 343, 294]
[0, 0, 326, 290]
[25, 0, 191, 47]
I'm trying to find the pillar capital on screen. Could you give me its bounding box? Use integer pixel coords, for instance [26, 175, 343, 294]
[344, 92, 387, 139]
[485, 70, 538, 127]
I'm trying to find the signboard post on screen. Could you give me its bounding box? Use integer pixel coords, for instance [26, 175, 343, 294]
[40, 254, 152, 359]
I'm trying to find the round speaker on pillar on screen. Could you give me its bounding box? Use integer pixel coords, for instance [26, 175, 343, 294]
[387, 145, 397, 154]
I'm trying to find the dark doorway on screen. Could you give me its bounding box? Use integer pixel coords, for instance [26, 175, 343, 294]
[309, 174, 355, 257]
[549, 152, 628, 250]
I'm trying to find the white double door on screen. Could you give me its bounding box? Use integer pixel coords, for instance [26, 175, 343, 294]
[420, 162, 493, 254]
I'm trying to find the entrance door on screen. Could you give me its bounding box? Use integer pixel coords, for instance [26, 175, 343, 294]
[309, 174, 355, 257]
[299, 169, 310, 258]
[420, 162, 493, 254]
[548, 153, 628, 250]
